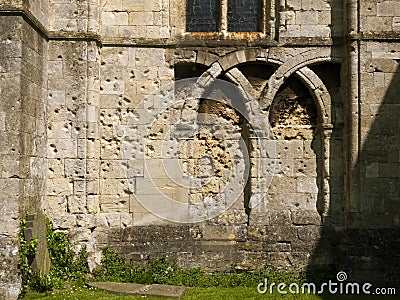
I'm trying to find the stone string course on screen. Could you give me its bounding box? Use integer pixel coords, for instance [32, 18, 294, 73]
[0, 0, 399, 298]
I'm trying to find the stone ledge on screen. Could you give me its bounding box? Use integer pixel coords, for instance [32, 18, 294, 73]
[349, 31, 400, 41]
[87, 282, 187, 299]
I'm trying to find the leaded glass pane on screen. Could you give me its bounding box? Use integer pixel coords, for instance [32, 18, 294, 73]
[228, 0, 261, 32]
[186, 0, 220, 32]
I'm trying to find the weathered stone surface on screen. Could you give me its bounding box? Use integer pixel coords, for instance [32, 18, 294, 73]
[1, 1, 400, 297]
[88, 282, 186, 298]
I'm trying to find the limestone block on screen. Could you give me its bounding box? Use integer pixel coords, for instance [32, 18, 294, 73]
[147, 0, 163, 11]
[121, 213, 134, 227]
[318, 11, 331, 25]
[87, 195, 100, 214]
[94, 213, 108, 228]
[123, 0, 145, 10]
[100, 76, 124, 94]
[47, 139, 77, 158]
[144, 159, 184, 179]
[393, 17, 400, 31]
[300, 25, 330, 37]
[101, 0, 122, 9]
[377, 1, 400, 17]
[365, 163, 379, 178]
[101, 160, 125, 178]
[265, 225, 297, 242]
[272, 159, 294, 177]
[47, 88, 66, 106]
[129, 66, 158, 81]
[0, 155, 19, 178]
[104, 213, 122, 227]
[76, 214, 95, 229]
[296, 11, 318, 25]
[103, 25, 118, 37]
[118, 25, 144, 38]
[64, 158, 85, 178]
[268, 177, 297, 195]
[297, 225, 321, 241]
[280, 11, 296, 27]
[203, 225, 239, 241]
[132, 211, 165, 225]
[157, 66, 174, 80]
[47, 178, 73, 196]
[99, 178, 129, 195]
[100, 195, 129, 212]
[47, 121, 72, 139]
[360, 1, 376, 16]
[86, 159, 100, 180]
[301, 0, 330, 10]
[91, 226, 108, 245]
[292, 210, 321, 225]
[0, 40, 22, 58]
[286, 0, 301, 10]
[51, 214, 77, 229]
[101, 139, 122, 159]
[279, 25, 300, 37]
[67, 195, 87, 214]
[361, 16, 392, 32]
[296, 177, 318, 194]
[276, 140, 304, 159]
[294, 158, 317, 177]
[77, 138, 87, 158]
[373, 72, 385, 87]
[101, 48, 129, 66]
[102, 12, 129, 26]
[145, 26, 162, 38]
[46, 195, 67, 215]
[303, 140, 319, 159]
[145, 139, 180, 159]
[136, 177, 188, 195]
[129, 196, 148, 213]
[135, 49, 166, 67]
[129, 12, 154, 26]
[87, 139, 101, 159]
[73, 179, 86, 195]
[267, 210, 292, 226]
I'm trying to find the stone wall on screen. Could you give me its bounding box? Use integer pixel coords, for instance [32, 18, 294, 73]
[0, 6, 48, 297]
[278, 0, 343, 38]
[0, 0, 400, 298]
[45, 38, 101, 265]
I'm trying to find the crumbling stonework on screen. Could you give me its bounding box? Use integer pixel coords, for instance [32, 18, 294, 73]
[0, 0, 400, 298]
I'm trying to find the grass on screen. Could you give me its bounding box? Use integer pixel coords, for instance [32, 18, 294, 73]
[22, 285, 399, 300]
[22, 286, 319, 300]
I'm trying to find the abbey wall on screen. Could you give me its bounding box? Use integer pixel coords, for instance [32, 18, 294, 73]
[0, 0, 399, 298]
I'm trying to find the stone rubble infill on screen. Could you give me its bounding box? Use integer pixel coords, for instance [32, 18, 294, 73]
[87, 282, 187, 299]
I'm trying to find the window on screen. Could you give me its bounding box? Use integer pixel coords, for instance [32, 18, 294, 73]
[186, 0, 220, 32]
[228, 0, 261, 32]
[186, 0, 263, 32]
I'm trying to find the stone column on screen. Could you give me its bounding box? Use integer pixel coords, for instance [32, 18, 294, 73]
[321, 124, 333, 221]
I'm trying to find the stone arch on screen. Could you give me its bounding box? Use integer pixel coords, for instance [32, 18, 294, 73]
[217, 48, 269, 72]
[261, 53, 338, 218]
[261, 48, 341, 126]
[184, 50, 339, 218]
[195, 51, 219, 67]
[210, 49, 339, 219]
[179, 59, 276, 218]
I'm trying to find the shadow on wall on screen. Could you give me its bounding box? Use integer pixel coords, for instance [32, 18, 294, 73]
[308, 65, 400, 294]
